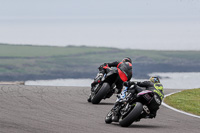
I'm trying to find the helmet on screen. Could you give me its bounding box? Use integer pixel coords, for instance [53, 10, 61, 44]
[149, 77, 160, 83]
[122, 57, 132, 63]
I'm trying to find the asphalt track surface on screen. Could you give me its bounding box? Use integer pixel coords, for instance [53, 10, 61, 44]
[0, 85, 199, 133]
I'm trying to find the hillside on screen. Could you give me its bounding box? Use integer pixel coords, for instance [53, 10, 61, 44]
[1, 43, 200, 81]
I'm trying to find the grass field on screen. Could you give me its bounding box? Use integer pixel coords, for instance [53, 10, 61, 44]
[164, 88, 200, 116]
[1, 43, 200, 81]
[1, 43, 200, 60]
[1, 43, 200, 66]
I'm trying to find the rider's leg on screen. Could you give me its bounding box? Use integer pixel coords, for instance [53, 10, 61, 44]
[114, 79, 123, 94]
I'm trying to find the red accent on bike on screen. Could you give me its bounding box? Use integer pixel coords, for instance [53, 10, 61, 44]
[98, 80, 100, 83]
[128, 63, 132, 66]
[117, 68, 128, 82]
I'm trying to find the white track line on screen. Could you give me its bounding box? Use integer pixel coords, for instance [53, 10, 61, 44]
[162, 91, 200, 119]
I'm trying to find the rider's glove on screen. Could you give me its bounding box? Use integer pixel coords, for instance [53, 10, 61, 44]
[103, 63, 108, 66]
[98, 63, 108, 70]
[98, 65, 104, 71]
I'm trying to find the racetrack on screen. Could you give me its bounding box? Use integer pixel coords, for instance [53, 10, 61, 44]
[0, 85, 199, 133]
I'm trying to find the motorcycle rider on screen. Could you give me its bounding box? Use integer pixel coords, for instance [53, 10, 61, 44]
[111, 76, 164, 121]
[88, 57, 133, 102]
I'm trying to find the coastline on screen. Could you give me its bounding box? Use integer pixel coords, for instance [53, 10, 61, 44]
[0, 81, 25, 85]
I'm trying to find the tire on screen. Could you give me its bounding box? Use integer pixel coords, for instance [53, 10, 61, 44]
[91, 82, 110, 104]
[119, 102, 143, 127]
[105, 110, 113, 124]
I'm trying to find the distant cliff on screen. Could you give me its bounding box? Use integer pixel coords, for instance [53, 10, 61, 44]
[0, 43, 200, 81]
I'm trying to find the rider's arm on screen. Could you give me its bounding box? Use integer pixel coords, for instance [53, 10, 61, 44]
[107, 61, 120, 67]
[137, 81, 151, 88]
[99, 61, 119, 71]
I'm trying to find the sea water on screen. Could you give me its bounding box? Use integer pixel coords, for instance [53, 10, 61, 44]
[25, 72, 200, 89]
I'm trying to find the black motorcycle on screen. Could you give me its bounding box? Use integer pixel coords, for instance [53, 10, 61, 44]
[89, 67, 120, 104]
[105, 89, 161, 127]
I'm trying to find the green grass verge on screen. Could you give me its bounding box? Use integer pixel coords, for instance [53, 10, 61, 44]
[164, 88, 200, 116]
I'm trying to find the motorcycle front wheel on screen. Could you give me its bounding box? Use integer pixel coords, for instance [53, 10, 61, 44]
[105, 110, 113, 124]
[119, 102, 143, 127]
[91, 82, 110, 104]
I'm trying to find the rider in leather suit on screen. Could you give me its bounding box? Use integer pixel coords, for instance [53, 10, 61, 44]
[112, 77, 164, 121]
[88, 57, 133, 102]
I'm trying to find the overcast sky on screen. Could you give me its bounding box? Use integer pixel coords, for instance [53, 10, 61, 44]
[0, 0, 200, 50]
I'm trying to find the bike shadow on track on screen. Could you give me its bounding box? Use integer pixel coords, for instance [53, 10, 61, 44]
[97, 102, 115, 105]
[78, 100, 115, 105]
[110, 123, 167, 129]
[128, 124, 166, 129]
